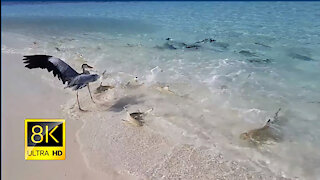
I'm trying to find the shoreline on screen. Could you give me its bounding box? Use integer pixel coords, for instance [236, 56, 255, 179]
[2, 31, 307, 180]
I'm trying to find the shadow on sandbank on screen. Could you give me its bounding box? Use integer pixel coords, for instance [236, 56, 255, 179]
[109, 96, 144, 112]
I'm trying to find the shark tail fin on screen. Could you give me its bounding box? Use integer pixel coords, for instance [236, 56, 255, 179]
[144, 108, 153, 115]
[264, 119, 272, 128]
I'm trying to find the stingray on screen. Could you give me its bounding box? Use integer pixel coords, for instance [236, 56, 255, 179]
[122, 108, 153, 126]
[125, 77, 144, 88]
[240, 108, 283, 145]
[95, 82, 114, 94]
[155, 85, 175, 95]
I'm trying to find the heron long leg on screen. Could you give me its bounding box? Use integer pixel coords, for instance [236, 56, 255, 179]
[77, 91, 85, 111]
[87, 84, 95, 103]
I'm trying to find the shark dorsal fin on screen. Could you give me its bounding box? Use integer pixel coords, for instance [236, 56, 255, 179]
[264, 119, 271, 128]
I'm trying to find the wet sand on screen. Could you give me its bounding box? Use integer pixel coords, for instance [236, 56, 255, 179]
[67, 82, 289, 180]
[2, 53, 130, 180]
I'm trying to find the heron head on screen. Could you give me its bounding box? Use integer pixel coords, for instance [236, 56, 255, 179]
[82, 64, 93, 69]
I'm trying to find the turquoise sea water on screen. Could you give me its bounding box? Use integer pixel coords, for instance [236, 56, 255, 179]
[2, 2, 320, 179]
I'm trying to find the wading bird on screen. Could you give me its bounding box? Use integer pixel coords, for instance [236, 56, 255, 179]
[22, 55, 100, 111]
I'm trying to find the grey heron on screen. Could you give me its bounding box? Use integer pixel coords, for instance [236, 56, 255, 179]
[22, 55, 100, 111]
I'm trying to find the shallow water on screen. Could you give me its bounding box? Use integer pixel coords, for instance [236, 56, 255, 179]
[2, 2, 320, 179]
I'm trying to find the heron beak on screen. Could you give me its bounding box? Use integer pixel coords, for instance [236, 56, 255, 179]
[87, 65, 93, 68]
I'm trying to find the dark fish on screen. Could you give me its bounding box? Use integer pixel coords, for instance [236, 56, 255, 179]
[288, 52, 314, 61]
[185, 44, 201, 49]
[194, 38, 216, 44]
[308, 101, 320, 104]
[254, 42, 271, 48]
[156, 38, 215, 50]
[247, 58, 272, 64]
[239, 50, 258, 57]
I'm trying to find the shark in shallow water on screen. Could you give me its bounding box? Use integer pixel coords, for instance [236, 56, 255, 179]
[240, 108, 283, 146]
[155, 38, 215, 50]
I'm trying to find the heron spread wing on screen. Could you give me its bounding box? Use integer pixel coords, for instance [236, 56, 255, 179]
[23, 55, 79, 84]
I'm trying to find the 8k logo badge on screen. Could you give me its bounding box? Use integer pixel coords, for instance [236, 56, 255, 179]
[25, 119, 65, 160]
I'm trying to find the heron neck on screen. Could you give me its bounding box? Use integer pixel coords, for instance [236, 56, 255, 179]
[82, 67, 91, 74]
